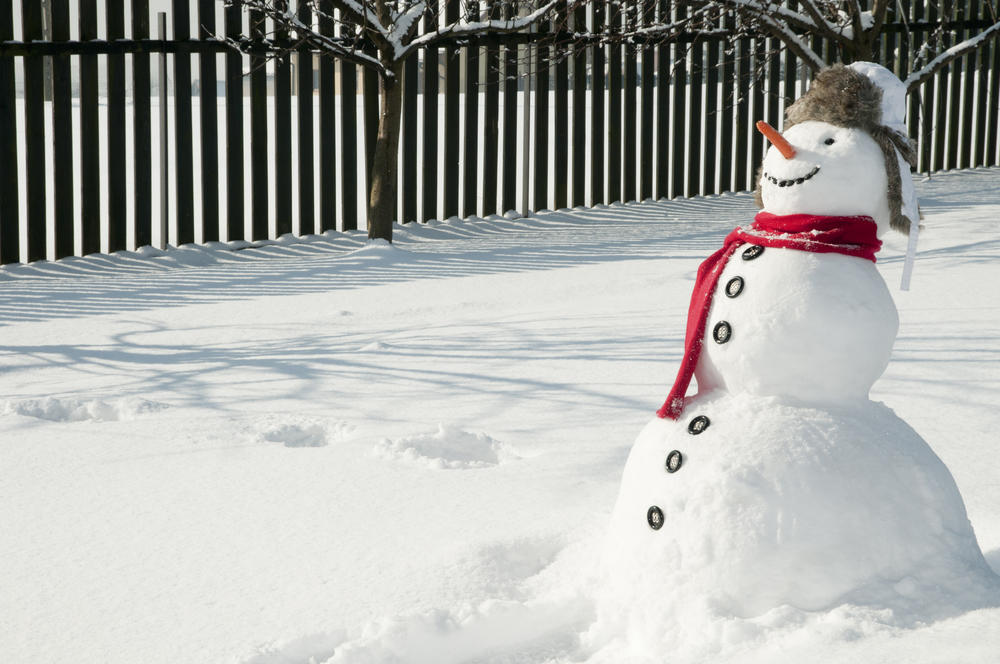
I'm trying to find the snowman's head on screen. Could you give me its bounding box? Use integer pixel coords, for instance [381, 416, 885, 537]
[758, 121, 891, 236]
[754, 64, 919, 237]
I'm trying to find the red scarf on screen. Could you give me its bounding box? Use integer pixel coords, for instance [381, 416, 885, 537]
[656, 212, 882, 420]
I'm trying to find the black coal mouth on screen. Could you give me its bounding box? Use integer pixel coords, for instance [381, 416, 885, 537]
[763, 166, 820, 187]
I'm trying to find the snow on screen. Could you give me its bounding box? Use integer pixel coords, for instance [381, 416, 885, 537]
[2, 168, 1000, 663]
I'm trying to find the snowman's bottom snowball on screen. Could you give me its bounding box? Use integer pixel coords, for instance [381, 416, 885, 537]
[595, 392, 998, 654]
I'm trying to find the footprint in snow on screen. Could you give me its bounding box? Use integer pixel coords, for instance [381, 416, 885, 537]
[374, 424, 519, 469]
[243, 596, 590, 664]
[1, 397, 168, 423]
[254, 415, 354, 448]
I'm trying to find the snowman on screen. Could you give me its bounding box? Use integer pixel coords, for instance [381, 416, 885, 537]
[596, 63, 998, 650]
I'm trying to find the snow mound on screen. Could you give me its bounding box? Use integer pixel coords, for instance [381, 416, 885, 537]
[596, 391, 1000, 658]
[374, 424, 519, 469]
[2, 396, 168, 422]
[254, 416, 354, 448]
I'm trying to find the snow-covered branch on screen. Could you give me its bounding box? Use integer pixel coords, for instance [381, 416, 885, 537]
[904, 20, 1000, 91]
[226, 0, 387, 74]
[402, 1, 560, 57]
[387, 0, 426, 49]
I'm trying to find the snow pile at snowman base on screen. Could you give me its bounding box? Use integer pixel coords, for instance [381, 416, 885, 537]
[592, 391, 999, 661]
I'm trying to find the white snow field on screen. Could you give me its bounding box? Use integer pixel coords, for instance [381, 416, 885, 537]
[2, 168, 999, 664]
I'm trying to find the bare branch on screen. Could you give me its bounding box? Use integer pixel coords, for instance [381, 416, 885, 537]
[870, 0, 892, 38]
[846, 0, 865, 43]
[757, 13, 826, 72]
[795, 0, 848, 43]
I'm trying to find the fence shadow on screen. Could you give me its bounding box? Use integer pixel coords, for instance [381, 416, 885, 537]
[0, 195, 757, 326]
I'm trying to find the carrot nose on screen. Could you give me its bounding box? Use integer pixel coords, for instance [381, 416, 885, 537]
[756, 121, 796, 160]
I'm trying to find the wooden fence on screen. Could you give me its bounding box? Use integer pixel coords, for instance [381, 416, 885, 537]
[1, 0, 999, 265]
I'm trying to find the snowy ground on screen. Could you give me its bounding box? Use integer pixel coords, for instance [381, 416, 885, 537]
[2, 169, 999, 663]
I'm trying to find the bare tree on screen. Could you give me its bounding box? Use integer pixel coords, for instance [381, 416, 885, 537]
[618, 0, 1000, 94]
[227, 0, 563, 243]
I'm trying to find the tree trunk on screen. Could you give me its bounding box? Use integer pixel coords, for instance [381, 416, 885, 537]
[367, 62, 404, 242]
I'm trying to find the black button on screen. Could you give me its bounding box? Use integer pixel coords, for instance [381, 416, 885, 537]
[687, 415, 710, 435]
[742, 245, 764, 260]
[647, 506, 664, 530]
[725, 276, 744, 298]
[665, 450, 683, 473]
[713, 321, 732, 344]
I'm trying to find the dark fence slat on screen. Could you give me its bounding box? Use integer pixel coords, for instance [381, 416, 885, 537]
[133, 0, 153, 249]
[421, 12, 439, 220]
[173, 0, 195, 245]
[944, 0, 963, 169]
[959, 0, 977, 168]
[224, 0, 245, 241]
[607, 3, 622, 202]
[533, 26, 550, 210]
[482, 2, 502, 216]
[80, 0, 101, 255]
[734, 35, 750, 190]
[500, 1, 518, 213]
[717, 13, 735, 194]
[274, 2, 293, 237]
[766, 38, 780, 130]
[686, 40, 702, 197]
[108, 0, 127, 251]
[913, 0, 932, 172]
[198, 0, 220, 242]
[250, 7, 268, 239]
[22, 0, 46, 262]
[639, 0, 654, 201]
[444, 0, 461, 218]
[297, 1, 315, 234]
[51, 0, 74, 259]
[339, 20, 358, 231]
[622, 15, 637, 203]
[703, 36, 718, 195]
[0, 0, 17, 264]
[553, 8, 569, 210]
[591, 1, 607, 204]
[463, 14, 481, 218]
[930, 2, 948, 171]
[402, 51, 419, 221]
[654, 0, 668, 198]
[571, 4, 586, 207]
[318, 1, 337, 232]
[986, 35, 1000, 167]
[972, 21, 990, 166]
[749, 39, 765, 184]
[671, 57, 687, 196]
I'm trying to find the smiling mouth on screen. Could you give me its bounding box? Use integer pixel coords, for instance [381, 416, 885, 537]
[763, 166, 820, 187]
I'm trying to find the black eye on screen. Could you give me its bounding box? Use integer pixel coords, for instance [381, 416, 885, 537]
[824, 138, 836, 145]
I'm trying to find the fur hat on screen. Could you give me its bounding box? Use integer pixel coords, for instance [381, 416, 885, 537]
[755, 64, 918, 234]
